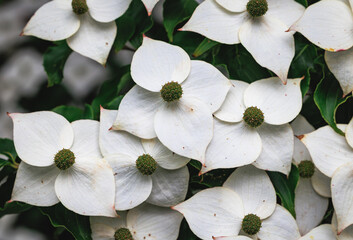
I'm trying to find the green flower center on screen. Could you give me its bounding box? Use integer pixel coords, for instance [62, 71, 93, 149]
[246, 0, 268, 17]
[54, 149, 75, 170]
[72, 0, 88, 15]
[114, 228, 134, 240]
[136, 154, 157, 175]
[242, 214, 262, 235]
[298, 160, 315, 178]
[160, 81, 183, 102]
[243, 106, 264, 128]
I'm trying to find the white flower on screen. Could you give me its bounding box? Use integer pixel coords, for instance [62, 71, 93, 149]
[300, 118, 353, 234]
[10, 111, 116, 217]
[173, 165, 285, 240]
[181, 0, 305, 83]
[332, 214, 353, 240]
[291, 115, 331, 235]
[22, 0, 132, 64]
[290, 0, 353, 96]
[201, 77, 302, 175]
[113, 37, 231, 163]
[100, 108, 190, 210]
[141, 0, 160, 15]
[90, 203, 183, 240]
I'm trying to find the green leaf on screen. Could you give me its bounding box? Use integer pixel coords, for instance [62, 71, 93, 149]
[0, 138, 17, 160]
[52, 105, 95, 122]
[314, 72, 351, 135]
[0, 202, 32, 218]
[40, 203, 92, 240]
[193, 38, 219, 57]
[163, 0, 198, 42]
[0, 159, 11, 168]
[43, 41, 72, 87]
[295, 0, 308, 7]
[114, 15, 136, 52]
[267, 165, 299, 217]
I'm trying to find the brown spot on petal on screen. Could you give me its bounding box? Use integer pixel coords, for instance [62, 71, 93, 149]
[296, 135, 305, 140]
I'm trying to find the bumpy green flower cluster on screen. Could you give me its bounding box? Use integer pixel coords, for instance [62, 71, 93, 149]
[71, 0, 88, 15]
[242, 214, 262, 235]
[243, 106, 264, 128]
[160, 81, 183, 102]
[298, 160, 315, 178]
[136, 154, 157, 175]
[54, 149, 76, 170]
[246, 0, 268, 17]
[114, 228, 134, 240]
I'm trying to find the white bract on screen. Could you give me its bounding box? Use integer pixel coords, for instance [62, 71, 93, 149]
[173, 165, 288, 240]
[100, 108, 190, 211]
[10, 111, 116, 217]
[113, 37, 231, 163]
[141, 0, 160, 15]
[300, 118, 353, 234]
[291, 115, 330, 235]
[22, 0, 132, 64]
[290, 0, 353, 96]
[202, 77, 302, 175]
[90, 203, 183, 240]
[182, 0, 305, 83]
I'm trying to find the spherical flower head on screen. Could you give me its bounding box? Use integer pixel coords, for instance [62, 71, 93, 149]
[136, 154, 157, 175]
[72, 0, 88, 15]
[242, 213, 262, 235]
[298, 160, 315, 178]
[114, 228, 134, 240]
[160, 81, 183, 102]
[246, 0, 268, 17]
[243, 106, 264, 128]
[54, 149, 75, 170]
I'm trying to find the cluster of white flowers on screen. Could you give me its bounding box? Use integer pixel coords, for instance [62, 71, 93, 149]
[8, 0, 353, 239]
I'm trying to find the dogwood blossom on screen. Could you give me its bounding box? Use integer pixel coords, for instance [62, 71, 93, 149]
[100, 108, 189, 210]
[173, 165, 286, 240]
[22, 0, 132, 64]
[90, 203, 183, 240]
[300, 118, 353, 234]
[201, 77, 302, 174]
[290, 0, 353, 95]
[182, 0, 305, 83]
[291, 115, 330, 235]
[113, 37, 231, 163]
[10, 111, 116, 217]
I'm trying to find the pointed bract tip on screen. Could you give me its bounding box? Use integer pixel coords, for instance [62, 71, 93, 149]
[296, 134, 305, 140]
[19, 31, 24, 36]
[198, 170, 204, 176]
[148, 11, 152, 16]
[177, 28, 185, 32]
[109, 126, 113, 131]
[7, 199, 14, 203]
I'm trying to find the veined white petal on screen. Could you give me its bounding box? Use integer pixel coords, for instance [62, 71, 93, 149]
[201, 119, 261, 174]
[213, 237, 253, 240]
[90, 213, 127, 239]
[67, 14, 116, 65]
[266, 0, 305, 28]
[141, 0, 159, 15]
[295, 179, 329, 235]
[131, 37, 191, 92]
[173, 187, 244, 240]
[290, 0, 353, 51]
[12, 162, 60, 207]
[22, 1, 80, 41]
[291, 115, 315, 165]
[243, 77, 302, 125]
[105, 154, 152, 211]
[87, 0, 132, 23]
[258, 205, 301, 240]
[142, 139, 190, 170]
[127, 203, 183, 240]
[147, 166, 189, 207]
[301, 125, 353, 177]
[154, 97, 213, 163]
[182, 60, 231, 113]
[346, 117, 353, 148]
[331, 163, 353, 233]
[55, 157, 116, 217]
[239, 16, 295, 83]
[299, 224, 337, 240]
[214, 80, 249, 123]
[223, 165, 276, 219]
[10, 111, 74, 167]
[337, 224, 353, 240]
[325, 49, 353, 96]
[182, 0, 250, 44]
[215, 0, 247, 12]
[253, 123, 293, 175]
[99, 108, 145, 158]
[113, 85, 163, 139]
[70, 120, 102, 162]
[311, 169, 331, 198]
